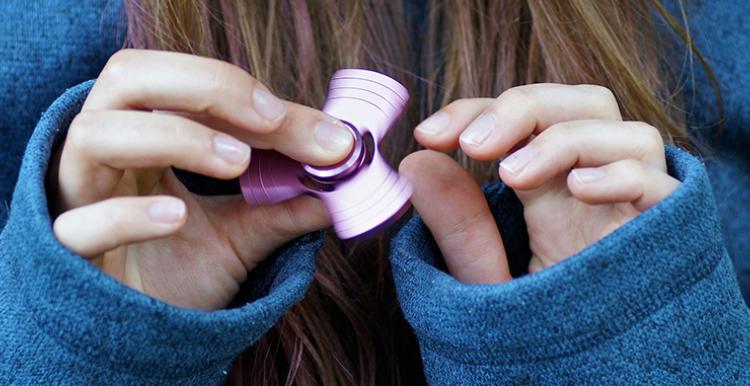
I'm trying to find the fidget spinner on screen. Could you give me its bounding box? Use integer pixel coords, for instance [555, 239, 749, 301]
[239, 69, 412, 239]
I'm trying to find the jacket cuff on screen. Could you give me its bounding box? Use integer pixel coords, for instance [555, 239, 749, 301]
[390, 146, 744, 367]
[2, 81, 319, 381]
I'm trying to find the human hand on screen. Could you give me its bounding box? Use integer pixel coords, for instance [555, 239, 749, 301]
[49, 49, 354, 310]
[403, 84, 680, 281]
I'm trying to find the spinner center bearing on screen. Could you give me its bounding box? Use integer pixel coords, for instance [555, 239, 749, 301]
[302, 121, 366, 183]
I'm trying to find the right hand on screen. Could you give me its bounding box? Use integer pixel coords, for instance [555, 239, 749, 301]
[49, 49, 354, 310]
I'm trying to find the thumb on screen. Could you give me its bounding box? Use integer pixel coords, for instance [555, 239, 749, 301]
[207, 194, 331, 271]
[399, 150, 511, 284]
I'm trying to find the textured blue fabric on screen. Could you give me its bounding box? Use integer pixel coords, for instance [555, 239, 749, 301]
[2, 0, 750, 385]
[0, 0, 125, 226]
[0, 81, 321, 384]
[669, 0, 750, 300]
[390, 147, 750, 384]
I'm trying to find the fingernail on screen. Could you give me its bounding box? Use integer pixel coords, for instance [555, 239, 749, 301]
[147, 199, 186, 223]
[314, 120, 353, 154]
[572, 167, 607, 183]
[213, 133, 251, 164]
[460, 114, 496, 146]
[416, 111, 450, 135]
[499, 145, 536, 175]
[252, 86, 286, 121]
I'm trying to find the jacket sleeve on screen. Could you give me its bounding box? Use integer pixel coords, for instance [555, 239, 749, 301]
[0, 81, 320, 385]
[390, 146, 750, 385]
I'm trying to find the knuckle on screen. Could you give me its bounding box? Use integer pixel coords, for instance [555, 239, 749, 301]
[443, 98, 483, 114]
[167, 116, 192, 145]
[584, 84, 616, 102]
[102, 202, 122, 227]
[198, 59, 252, 117]
[96, 204, 125, 250]
[67, 111, 99, 151]
[101, 49, 139, 84]
[497, 86, 537, 122]
[164, 114, 208, 152]
[541, 121, 573, 145]
[579, 84, 621, 118]
[207, 60, 253, 101]
[631, 121, 665, 151]
[549, 121, 574, 135]
[498, 86, 535, 108]
[443, 211, 494, 243]
[620, 158, 643, 172]
[207, 61, 233, 95]
[619, 159, 647, 184]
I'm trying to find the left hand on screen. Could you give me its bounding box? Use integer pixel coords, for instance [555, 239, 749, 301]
[401, 83, 681, 283]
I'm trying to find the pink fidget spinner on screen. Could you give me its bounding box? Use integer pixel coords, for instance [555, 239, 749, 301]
[239, 69, 412, 239]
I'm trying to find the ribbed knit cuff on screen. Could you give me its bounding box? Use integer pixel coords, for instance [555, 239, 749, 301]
[3, 80, 319, 381]
[390, 146, 731, 364]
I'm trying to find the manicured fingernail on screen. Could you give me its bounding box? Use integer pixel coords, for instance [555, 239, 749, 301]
[416, 111, 450, 135]
[252, 86, 286, 121]
[460, 114, 496, 146]
[147, 199, 186, 223]
[314, 120, 353, 154]
[213, 133, 251, 164]
[499, 145, 536, 175]
[572, 167, 607, 183]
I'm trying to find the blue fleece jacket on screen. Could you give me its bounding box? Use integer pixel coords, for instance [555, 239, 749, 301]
[2, 1, 750, 385]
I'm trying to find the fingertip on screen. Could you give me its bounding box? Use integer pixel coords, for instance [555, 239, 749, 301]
[414, 112, 460, 152]
[497, 164, 535, 191]
[457, 113, 504, 160]
[413, 132, 456, 153]
[415, 111, 451, 136]
[146, 196, 188, 226]
[309, 119, 354, 166]
[565, 168, 605, 203]
[460, 144, 507, 161]
[397, 150, 422, 177]
[398, 150, 452, 183]
[53, 196, 189, 258]
[52, 210, 72, 241]
[212, 133, 252, 178]
[496, 147, 554, 192]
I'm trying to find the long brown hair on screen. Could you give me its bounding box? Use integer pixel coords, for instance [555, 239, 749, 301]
[124, 1, 716, 384]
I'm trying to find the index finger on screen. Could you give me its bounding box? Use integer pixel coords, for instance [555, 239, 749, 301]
[85, 50, 284, 133]
[86, 49, 353, 165]
[416, 84, 622, 160]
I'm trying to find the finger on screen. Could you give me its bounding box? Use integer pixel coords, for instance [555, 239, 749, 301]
[85, 50, 284, 131]
[53, 196, 187, 258]
[498, 120, 666, 191]
[86, 49, 352, 165]
[453, 84, 622, 160]
[206, 195, 331, 270]
[399, 150, 511, 284]
[414, 98, 493, 151]
[60, 110, 251, 207]
[567, 159, 681, 212]
[176, 103, 354, 166]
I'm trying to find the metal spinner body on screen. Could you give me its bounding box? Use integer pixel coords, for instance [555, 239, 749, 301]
[239, 69, 412, 239]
